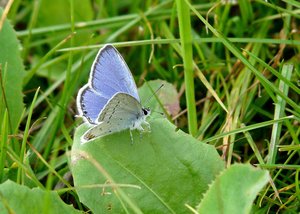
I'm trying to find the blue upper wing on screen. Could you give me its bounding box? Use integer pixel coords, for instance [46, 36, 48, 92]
[77, 45, 140, 124]
[90, 45, 140, 101]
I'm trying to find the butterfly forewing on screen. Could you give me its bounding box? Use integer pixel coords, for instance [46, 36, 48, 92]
[77, 45, 140, 124]
[77, 86, 109, 124]
[90, 45, 140, 102]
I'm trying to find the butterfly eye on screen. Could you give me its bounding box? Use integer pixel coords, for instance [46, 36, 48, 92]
[143, 108, 150, 116]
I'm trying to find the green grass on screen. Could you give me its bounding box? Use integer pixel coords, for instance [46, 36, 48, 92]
[0, 0, 299, 213]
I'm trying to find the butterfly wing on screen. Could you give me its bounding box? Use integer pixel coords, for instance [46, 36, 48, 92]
[90, 45, 140, 101]
[77, 86, 109, 124]
[77, 45, 140, 124]
[97, 92, 143, 123]
[81, 93, 147, 143]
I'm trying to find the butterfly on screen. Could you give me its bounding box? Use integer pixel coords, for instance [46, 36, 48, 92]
[76, 45, 150, 143]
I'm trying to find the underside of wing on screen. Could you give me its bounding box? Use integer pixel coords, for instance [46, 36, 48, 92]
[81, 93, 147, 143]
[82, 118, 133, 143]
[97, 92, 143, 123]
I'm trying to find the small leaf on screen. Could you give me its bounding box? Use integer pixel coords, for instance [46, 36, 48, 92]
[0, 8, 25, 132]
[71, 118, 225, 213]
[139, 79, 180, 117]
[197, 164, 269, 213]
[0, 180, 80, 214]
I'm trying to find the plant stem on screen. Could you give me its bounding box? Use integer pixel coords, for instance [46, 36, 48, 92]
[176, 0, 197, 136]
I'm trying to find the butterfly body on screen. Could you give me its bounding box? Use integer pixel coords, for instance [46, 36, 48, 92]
[77, 45, 150, 143]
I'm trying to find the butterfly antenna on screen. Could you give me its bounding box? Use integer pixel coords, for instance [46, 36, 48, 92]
[152, 110, 164, 116]
[143, 84, 164, 106]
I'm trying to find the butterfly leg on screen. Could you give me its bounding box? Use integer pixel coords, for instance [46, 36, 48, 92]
[143, 121, 151, 132]
[139, 130, 143, 142]
[129, 129, 134, 144]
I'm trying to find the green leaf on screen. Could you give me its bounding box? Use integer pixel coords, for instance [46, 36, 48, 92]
[0, 8, 25, 133]
[139, 79, 180, 118]
[0, 180, 80, 214]
[197, 164, 269, 213]
[71, 118, 224, 213]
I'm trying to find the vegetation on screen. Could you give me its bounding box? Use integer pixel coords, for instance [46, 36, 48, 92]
[0, 0, 299, 213]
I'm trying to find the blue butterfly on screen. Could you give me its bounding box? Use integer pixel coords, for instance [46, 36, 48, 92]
[76, 45, 150, 143]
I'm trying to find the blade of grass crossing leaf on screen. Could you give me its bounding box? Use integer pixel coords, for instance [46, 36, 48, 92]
[75, 151, 144, 214]
[0, 110, 8, 181]
[183, 0, 300, 114]
[17, 87, 40, 184]
[267, 64, 293, 164]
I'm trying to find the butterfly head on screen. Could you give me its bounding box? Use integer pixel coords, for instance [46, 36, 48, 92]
[142, 107, 151, 117]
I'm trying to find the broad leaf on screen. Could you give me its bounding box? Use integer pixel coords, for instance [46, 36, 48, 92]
[0, 180, 80, 214]
[71, 117, 224, 213]
[0, 8, 25, 132]
[197, 164, 269, 213]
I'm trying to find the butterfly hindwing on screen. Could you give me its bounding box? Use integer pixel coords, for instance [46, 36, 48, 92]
[82, 93, 146, 143]
[97, 92, 143, 123]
